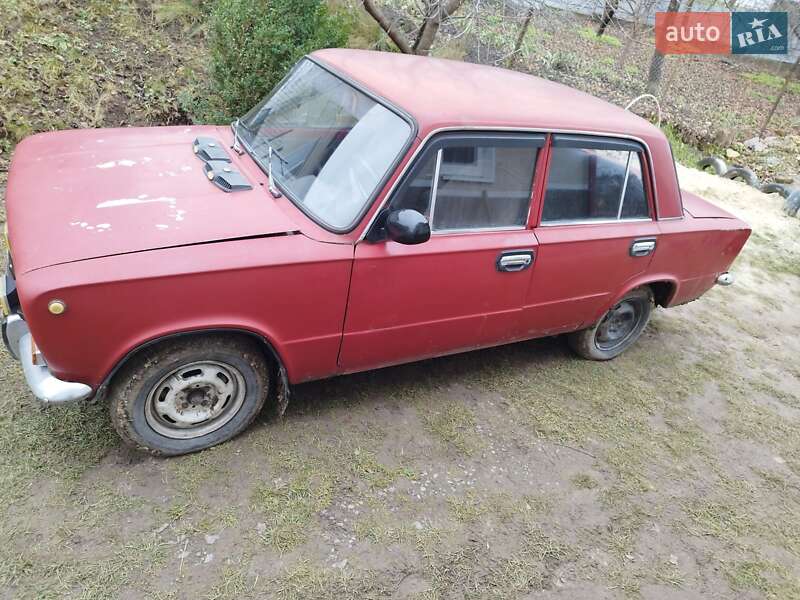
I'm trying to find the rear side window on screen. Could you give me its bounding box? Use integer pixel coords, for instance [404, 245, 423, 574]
[541, 135, 650, 224]
[391, 134, 543, 232]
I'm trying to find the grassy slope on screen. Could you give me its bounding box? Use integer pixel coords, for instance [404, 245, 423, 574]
[0, 0, 206, 168]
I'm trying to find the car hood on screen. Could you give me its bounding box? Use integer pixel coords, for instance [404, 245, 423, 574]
[681, 190, 739, 219]
[6, 126, 300, 274]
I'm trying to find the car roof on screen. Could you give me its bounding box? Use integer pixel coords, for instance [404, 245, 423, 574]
[310, 49, 683, 220]
[310, 48, 662, 142]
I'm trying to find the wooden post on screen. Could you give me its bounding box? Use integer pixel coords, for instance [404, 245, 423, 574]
[760, 55, 800, 136]
[509, 7, 535, 67]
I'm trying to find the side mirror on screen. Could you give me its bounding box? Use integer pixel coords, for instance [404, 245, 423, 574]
[385, 209, 431, 245]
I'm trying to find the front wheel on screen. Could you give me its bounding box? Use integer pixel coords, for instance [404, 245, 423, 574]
[567, 287, 653, 361]
[109, 334, 269, 456]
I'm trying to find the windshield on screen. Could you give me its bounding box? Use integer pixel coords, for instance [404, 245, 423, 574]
[239, 59, 413, 231]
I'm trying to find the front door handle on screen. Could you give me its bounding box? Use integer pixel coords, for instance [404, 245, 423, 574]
[630, 238, 657, 257]
[496, 250, 534, 272]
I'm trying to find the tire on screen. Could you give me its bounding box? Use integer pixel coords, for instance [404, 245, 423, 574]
[567, 287, 654, 361]
[722, 167, 759, 188]
[760, 182, 790, 198]
[109, 334, 269, 456]
[783, 190, 800, 217]
[697, 156, 727, 176]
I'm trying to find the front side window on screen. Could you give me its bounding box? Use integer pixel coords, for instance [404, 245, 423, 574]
[392, 135, 542, 232]
[541, 136, 650, 224]
[239, 59, 413, 231]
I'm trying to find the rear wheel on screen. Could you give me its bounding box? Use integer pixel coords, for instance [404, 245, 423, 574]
[568, 287, 653, 361]
[109, 334, 269, 456]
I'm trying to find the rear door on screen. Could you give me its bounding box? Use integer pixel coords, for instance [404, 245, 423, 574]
[523, 134, 660, 335]
[339, 132, 545, 372]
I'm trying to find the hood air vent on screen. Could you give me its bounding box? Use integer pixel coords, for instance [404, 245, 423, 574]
[193, 137, 231, 162]
[202, 160, 252, 192]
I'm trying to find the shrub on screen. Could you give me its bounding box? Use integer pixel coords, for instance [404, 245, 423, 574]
[208, 0, 350, 119]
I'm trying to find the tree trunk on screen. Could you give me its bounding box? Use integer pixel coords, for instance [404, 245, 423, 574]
[412, 0, 467, 55]
[413, 19, 441, 54]
[646, 0, 679, 95]
[646, 50, 666, 95]
[597, 0, 619, 36]
[508, 7, 535, 67]
[361, 0, 413, 53]
[760, 55, 800, 135]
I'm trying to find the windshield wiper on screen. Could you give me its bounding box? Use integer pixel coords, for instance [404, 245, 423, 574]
[267, 146, 282, 199]
[230, 119, 244, 155]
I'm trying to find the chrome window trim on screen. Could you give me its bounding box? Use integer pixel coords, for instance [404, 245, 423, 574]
[428, 149, 444, 229]
[539, 217, 652, 228]
[432, 225, 528, 236]
[359, 125, 674, 242]
[616, 152, 633, 220]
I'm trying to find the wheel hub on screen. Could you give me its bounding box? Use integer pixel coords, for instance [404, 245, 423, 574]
[595, 300, 640, 350]
[144, 360, 247, 439]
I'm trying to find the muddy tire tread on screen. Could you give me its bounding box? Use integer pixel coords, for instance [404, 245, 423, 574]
[567, 287, 654, 361]
[108, 334, 269, 456]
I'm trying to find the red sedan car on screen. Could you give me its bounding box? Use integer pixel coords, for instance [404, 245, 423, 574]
[2, 49, 750, 455]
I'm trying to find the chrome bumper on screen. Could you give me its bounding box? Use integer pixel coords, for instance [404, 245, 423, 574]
[2, 313, 93, 404]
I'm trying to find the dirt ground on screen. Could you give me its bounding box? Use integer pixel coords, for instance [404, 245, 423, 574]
[1, 168, 799, 599]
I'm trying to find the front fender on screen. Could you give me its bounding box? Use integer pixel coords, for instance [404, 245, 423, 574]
[15, 234, 353, 387]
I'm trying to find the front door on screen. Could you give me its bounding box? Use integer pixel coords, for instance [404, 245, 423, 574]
[523, 134, 660, 336]
[339, 132, 545, 372]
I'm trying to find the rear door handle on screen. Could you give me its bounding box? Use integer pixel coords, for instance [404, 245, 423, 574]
[496, 250, 534, 272]
[630, 238, 656, 257]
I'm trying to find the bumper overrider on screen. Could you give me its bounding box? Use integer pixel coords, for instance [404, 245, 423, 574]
[1, 267, 92, 404]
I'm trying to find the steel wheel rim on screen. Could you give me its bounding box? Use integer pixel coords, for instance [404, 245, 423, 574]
[144, 360, 246, 439]
[595, 300, 641, 351]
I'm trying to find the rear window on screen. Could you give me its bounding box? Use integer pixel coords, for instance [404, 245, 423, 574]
[542, 136, 650, 224]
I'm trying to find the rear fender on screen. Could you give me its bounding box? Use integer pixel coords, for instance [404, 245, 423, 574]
[588, 274, 680, 324]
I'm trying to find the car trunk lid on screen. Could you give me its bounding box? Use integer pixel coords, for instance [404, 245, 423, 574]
[681, 190, 739, 219]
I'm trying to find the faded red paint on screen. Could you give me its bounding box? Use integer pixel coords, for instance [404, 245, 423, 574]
[5, 50, 750, 391]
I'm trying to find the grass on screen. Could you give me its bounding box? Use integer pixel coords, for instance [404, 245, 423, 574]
[1, 534, 169, 598]
[348, 447, 415, 489]
[447, 490, 550, 523]
[0, 0, 202, 160]
[571, 472, 599, 489]
[251, 455, 335, 552]
[723, 558, 800, 598]
[742, 71, 800, 95]
[267, 561, 383, 600]
[420, 399, 483, 455]
[663, 123, 704, 166]
[579, 26, 622, 47]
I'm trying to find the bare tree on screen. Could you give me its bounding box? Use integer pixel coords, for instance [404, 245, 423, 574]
[508, 7, 536, 67]
[615, 0, 657, 69]
[646, 0, 680, 95]
[597, 0, 620, 36]
[362, 0, 469, 55]
[760, 24, 800, 135]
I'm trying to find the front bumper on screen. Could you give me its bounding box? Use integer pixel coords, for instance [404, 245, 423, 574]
[2, 313, 93, 405]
